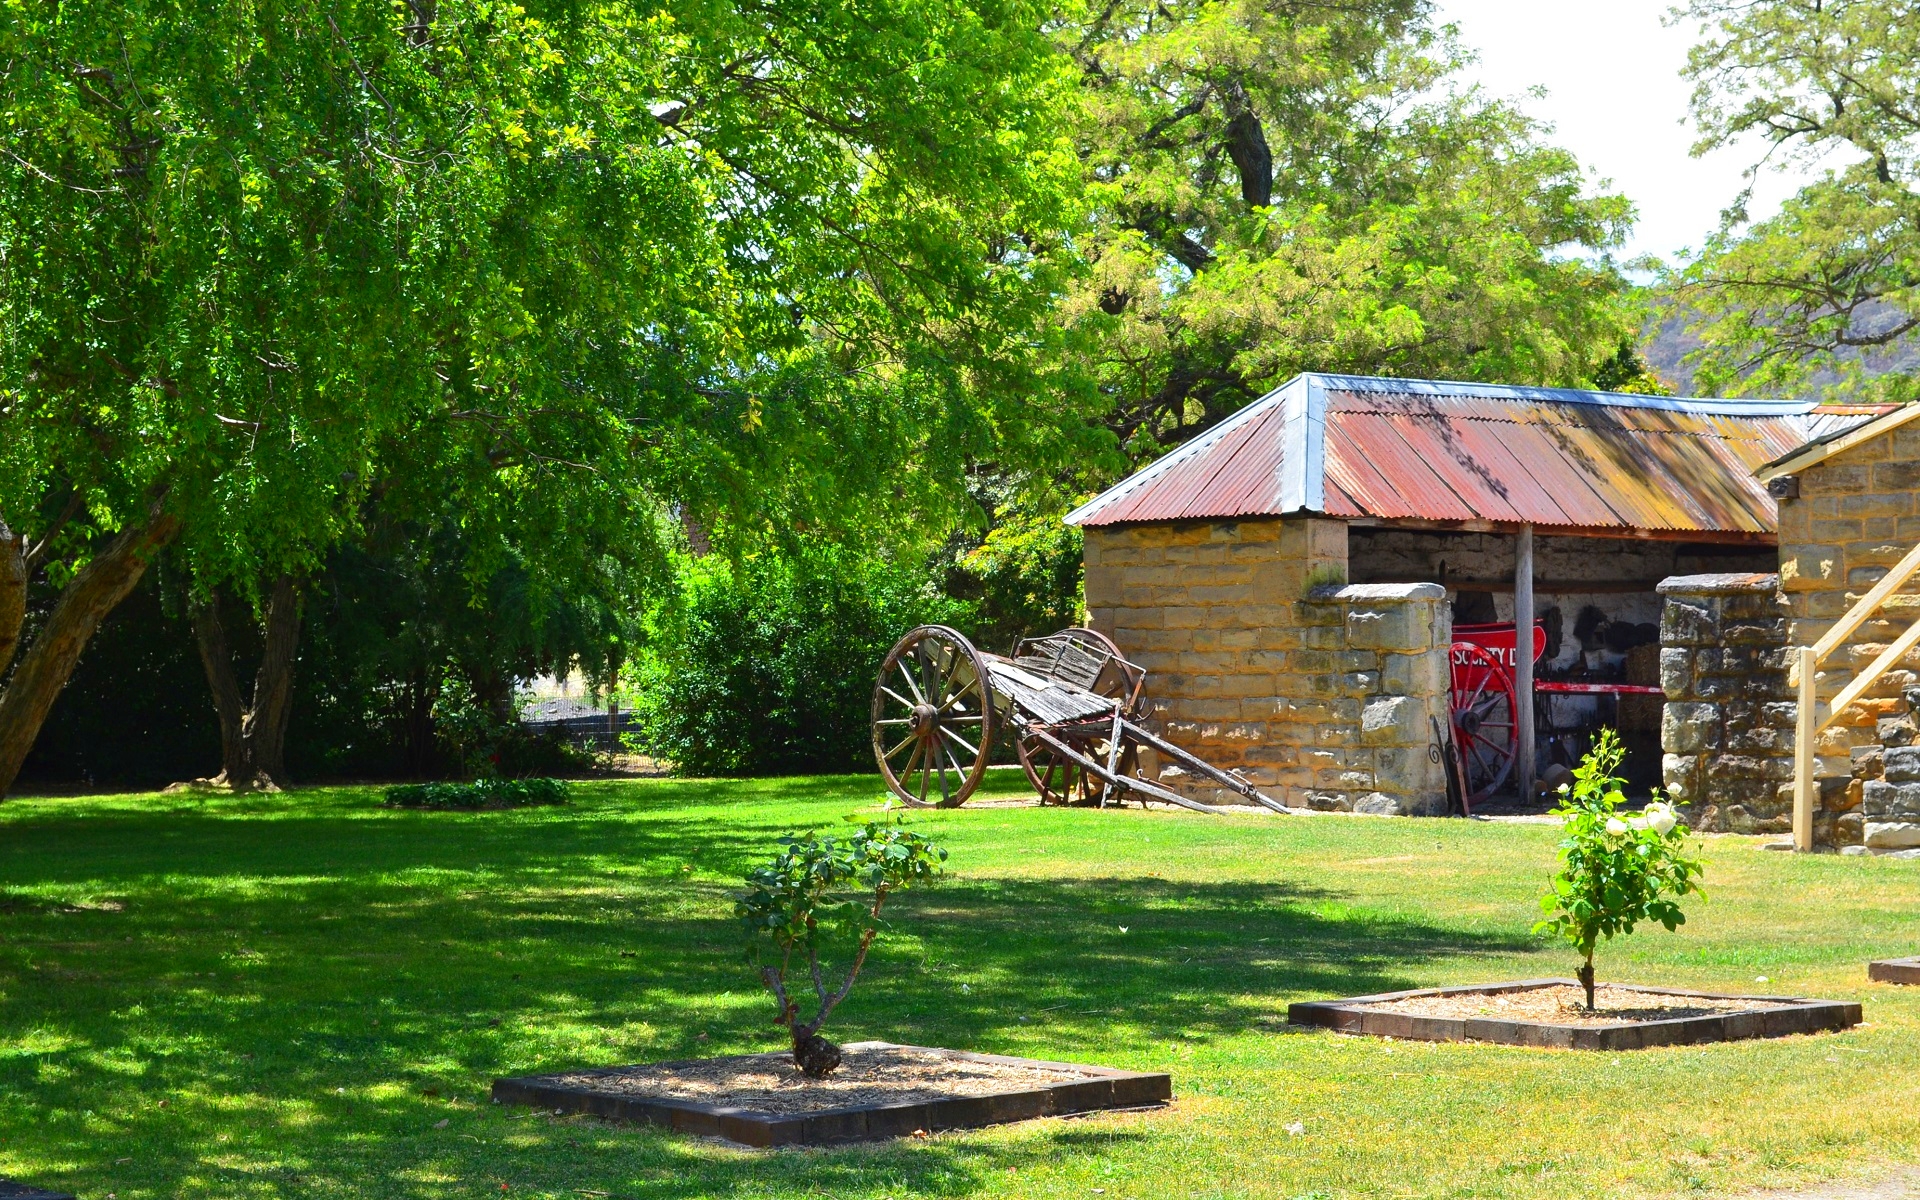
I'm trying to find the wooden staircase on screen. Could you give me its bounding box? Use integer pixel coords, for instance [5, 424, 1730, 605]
[1792, 541, 1920, 850]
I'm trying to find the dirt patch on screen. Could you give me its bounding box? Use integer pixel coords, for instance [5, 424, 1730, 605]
[1734, 1168, 1920, 1199]
[1361, 983, 1775, 1027]
[544, 1045, 1097, 1117]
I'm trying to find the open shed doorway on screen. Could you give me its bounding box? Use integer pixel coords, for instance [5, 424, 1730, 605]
[1348, 526, 1775, 797]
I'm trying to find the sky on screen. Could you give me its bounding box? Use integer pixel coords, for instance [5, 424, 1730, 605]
[1432, 0, 1818, 266]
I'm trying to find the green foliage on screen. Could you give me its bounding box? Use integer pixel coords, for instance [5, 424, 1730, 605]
[0, 0, 1102, 788]
[1534, 731, 1704, 1004]
[1674, 0, 1920, 399]
[1060, 0, 1638, 459]
[289, 510, 647, 781]
[942, 492, 1086, 655]
[1589, 339, 1675, 397]
[737, 822, 946, 1046]
[628, 547, 967, 776]
[383, 777, 570, 810]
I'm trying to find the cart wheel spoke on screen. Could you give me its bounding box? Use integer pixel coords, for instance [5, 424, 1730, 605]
[939, 725, 981, 760]
[940, 674, 981, 713]
[896, 661, 926, 705]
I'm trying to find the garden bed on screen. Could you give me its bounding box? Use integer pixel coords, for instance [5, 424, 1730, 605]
[0, 1182, 76, 1200]
[1288, 978, 1860, 1050]
[1868, 956, 1920, 984]
[383, 779, 569, 811]
[492, 1041, 1171, 1146]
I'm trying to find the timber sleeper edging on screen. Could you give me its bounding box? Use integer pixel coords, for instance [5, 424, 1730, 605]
[491, 1041, 1172, 1147]
[1869, 956, 1920, 984]
[1287, 978, 1860, 1050]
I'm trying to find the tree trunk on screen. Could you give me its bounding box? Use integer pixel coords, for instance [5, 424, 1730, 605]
[189, 576, 302, 791]
[192, 592, 249, 783]
[1578, 956, 1596, 1012]
[251, 576, 301, 785]
[0, 507, 182, 798]
[0, 519, 26, 682]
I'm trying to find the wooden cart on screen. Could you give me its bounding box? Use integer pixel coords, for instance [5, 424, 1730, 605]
[869, 625, 1288, 814]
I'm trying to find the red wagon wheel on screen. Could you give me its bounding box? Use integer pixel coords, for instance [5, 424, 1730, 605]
[871, 625, 994, 808]
[1449, 641, 1518, 802]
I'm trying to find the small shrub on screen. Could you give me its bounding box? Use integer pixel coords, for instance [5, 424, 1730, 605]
[737, 822, 946, 1077]
[383, 777, 570, 810]
[1535, 730, 1704, 1009]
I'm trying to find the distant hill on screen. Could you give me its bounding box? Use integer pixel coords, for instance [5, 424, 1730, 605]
[1640, 297, 1920, 400]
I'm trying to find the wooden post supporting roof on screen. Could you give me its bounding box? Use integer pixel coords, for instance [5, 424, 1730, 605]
[1515, 524, 1535, 802]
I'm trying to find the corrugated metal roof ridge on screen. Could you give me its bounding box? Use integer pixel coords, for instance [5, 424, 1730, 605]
[1306, 372, 1815, 417]
[1067, 372, 1823, 530]
[1062, 382, 1290, 526]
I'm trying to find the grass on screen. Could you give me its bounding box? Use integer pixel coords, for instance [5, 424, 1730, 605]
[3, 773, 1920, 1199]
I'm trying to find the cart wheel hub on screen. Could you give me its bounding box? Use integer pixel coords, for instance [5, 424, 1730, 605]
[909, 703, 938, 737]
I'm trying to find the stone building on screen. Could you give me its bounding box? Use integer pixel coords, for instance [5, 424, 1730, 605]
[1068, 373, 1818, 814]
[1660, 404, 1920, 850]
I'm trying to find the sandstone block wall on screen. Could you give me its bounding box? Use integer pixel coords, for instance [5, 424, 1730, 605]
[1774, 426, 1920, 848]
[1656, 573, 1801, 836]
[1083, 518, 1450, 814]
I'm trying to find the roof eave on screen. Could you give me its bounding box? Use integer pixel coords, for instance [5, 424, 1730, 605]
[1756, 402, 1920, 481]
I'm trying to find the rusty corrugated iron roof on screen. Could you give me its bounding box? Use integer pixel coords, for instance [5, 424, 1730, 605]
[1065, 374, 1821, 538]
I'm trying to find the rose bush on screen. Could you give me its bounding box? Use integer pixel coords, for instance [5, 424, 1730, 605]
[1535, 730, 1705, 1009]
[737, 822, 946, 1076]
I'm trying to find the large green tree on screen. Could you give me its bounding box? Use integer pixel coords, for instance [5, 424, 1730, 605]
[0, 0, 1092, 796]
[1061, 0, 1639, 453]
[1674, 0, 1920, 399]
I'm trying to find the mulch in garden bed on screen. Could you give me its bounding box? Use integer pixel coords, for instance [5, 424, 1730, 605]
[1289, 978, 1860, 1050]
[493, 1041, 1171, 1146]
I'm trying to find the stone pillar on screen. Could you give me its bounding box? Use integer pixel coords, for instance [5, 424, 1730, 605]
[1294, 583, 1452, 815]
[1655, 572, 1828, 838]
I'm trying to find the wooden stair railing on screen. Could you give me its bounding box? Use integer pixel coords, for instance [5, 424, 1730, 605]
[1792, 541, 1920, 850]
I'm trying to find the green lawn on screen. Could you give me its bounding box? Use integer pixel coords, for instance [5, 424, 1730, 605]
[3, 774, 1920, 1199]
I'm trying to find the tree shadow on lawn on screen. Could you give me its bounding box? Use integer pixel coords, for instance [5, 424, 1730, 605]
[0, 791, 1531, 1197]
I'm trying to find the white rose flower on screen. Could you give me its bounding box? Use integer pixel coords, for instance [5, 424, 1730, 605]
[1605, 816, 1629, 835]
[1645, 802, 1678, 836]
[1628, 816, 1648, 831]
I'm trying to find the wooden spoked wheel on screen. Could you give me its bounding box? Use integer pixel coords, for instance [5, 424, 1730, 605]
[1014, 626, 1145, 805]
[1449, 641, 1518, 801]
[871, 625, 994, 808]
[1019, 723, 1140, 806]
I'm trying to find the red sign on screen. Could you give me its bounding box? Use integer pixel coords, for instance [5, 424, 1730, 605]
[1452, 622, 1545, 670]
